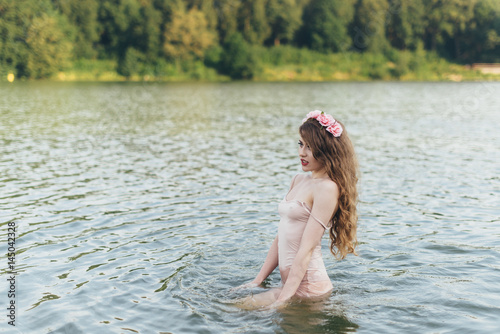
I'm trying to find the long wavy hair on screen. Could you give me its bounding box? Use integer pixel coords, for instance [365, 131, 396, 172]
[299, 117, 359, 259]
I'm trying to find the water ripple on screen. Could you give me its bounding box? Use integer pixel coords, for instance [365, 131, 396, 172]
[1, 82, 499, 333]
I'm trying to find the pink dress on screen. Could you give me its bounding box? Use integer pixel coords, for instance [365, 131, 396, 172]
[278, 197, 334, 298]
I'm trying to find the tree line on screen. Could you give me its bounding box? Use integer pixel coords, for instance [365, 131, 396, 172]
[1, 0, 499, 79]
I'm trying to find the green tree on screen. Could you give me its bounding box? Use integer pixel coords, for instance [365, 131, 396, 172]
[53, 0, 99, 58]
[386, 0, 425, 50]
[422, 0, 476, 58]
[219, 32, 257, 79]
[98, 0, 143, 57]
[26, 13, 73, 78]
[0, 0, 27, 75]
[163, 6, 217, 60]
[461, 0, 500, 62]
[300, 0, 356, 52]
[117, 47, 144, 77]
[186, 0, 218, 31]
[446, 0, 478, 60]
[213, 0, 240, 42]
[237, 0, 270, 45]
[151, 0, 184, 57]
[138, 2, 163, 59]
[351, 0, 390, 53]
[98, 0, 164, 74]
[0, 0, 74, 79]
[266, 0, 302, 45]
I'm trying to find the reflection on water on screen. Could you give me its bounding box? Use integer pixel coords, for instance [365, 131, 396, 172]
[277, 299, 359, 334]
[0, 81, 499, 333]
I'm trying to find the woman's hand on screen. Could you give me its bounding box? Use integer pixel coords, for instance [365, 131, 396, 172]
[268, 299, 289, 310]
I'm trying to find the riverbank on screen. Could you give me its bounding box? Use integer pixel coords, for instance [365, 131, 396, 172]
[3, 47, 499, 83]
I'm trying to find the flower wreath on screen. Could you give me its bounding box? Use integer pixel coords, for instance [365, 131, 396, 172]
[302, 110, 343, 137]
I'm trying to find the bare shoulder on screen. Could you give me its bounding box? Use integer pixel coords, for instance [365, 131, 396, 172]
[313, 178, 339, 200]
[289, 173, 308, 187]
[294, 173, 308, 183]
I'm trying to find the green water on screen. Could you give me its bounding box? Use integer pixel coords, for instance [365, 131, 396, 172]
[1, 81, 499, 333]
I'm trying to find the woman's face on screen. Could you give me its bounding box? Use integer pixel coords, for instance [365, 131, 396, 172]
[298, 135, 323, 173]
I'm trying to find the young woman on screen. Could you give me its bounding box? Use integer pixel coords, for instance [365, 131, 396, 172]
[235, 110, 359, 309]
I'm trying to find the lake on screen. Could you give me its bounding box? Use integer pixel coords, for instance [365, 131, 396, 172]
[1, 81, 499, 333]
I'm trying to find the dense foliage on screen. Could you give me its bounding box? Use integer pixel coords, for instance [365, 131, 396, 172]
[1, 0, 499, 79]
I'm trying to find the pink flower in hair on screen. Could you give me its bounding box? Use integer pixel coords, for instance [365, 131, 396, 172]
[303, 110, 343, 138]
[317, 113, 335, 127]
[327, 122, 343, 137]
[306, 110, 322, 119]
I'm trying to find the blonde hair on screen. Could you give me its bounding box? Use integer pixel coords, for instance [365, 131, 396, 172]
[299, 118, 359, 259]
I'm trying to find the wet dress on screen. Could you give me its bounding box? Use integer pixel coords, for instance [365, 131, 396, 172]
[277, 195, 333, 298]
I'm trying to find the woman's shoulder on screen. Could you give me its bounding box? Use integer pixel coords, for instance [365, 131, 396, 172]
[312, 177, 339, 199]
[291, 173, 311, 187]
[292, 173, 307, 182]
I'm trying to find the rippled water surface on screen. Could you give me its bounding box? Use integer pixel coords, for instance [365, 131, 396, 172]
[1, 81, 499, 333]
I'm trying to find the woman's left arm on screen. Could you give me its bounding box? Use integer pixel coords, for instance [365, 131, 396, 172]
[273, 181, 339, 306]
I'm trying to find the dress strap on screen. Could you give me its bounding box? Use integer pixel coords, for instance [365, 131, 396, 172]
[299, 202, 330, 230]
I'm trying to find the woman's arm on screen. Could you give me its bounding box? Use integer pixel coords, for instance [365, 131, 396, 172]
[251, 235, 279, 285]
[233, 235, 279, 290]
[234, 175, 299, 291]
[274, 181, 338, 304]
[238, 175, 300, 288]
